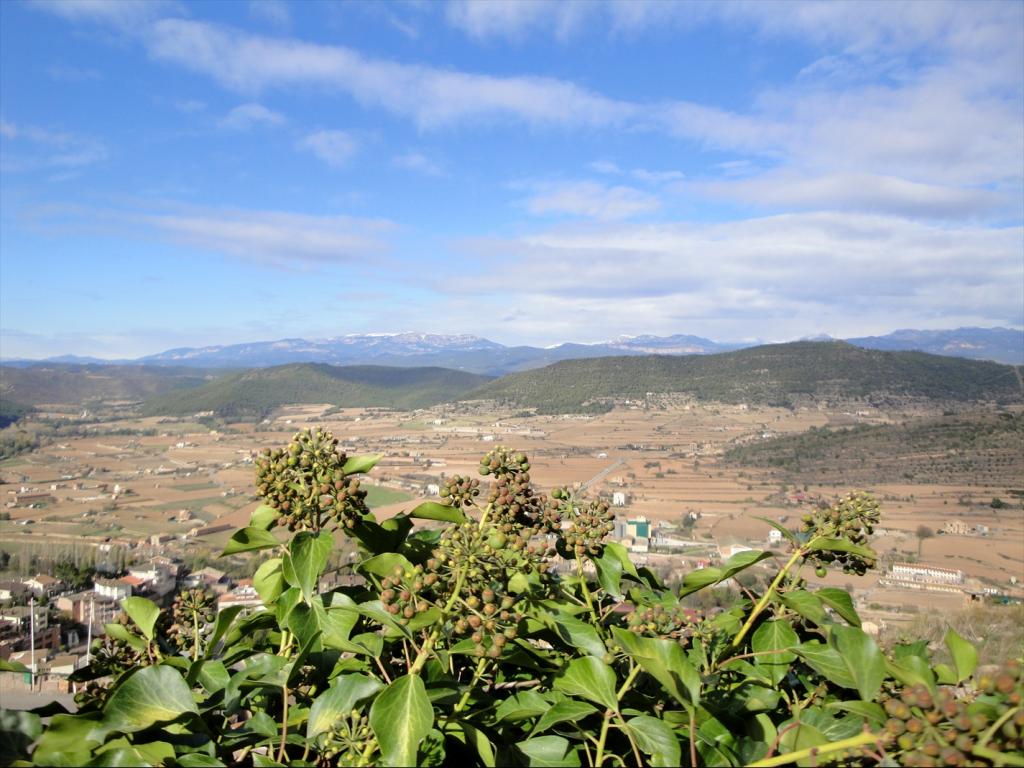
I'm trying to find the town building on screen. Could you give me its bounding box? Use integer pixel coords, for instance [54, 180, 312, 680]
[890, 563, 964, 585]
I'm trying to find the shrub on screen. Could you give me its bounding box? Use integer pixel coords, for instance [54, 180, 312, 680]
[3, 427, 1021, 766]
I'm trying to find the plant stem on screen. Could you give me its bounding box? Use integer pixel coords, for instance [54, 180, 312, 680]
[594, 710, 613, 767]
[192, 610, 200, 662]
[689, 708, 697, 767]
[277, 684, 289, 762]
[454, 657, 488, 714]
[617, 662, 641, 701]
[730, 547, 806, 650]
[575, 555, 600, 627]
[747, 730, 878, 767]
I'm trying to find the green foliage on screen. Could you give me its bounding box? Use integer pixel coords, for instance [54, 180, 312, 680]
[466, 342, 1023, 413]
[8, 427, 1022, 767]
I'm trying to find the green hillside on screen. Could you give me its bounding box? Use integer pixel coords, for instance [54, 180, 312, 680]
[141, 363, 493, 419]
[0, 364, 220, 406]
[723, 410, 1024, 486]
[0, 399, 33, 428]
[464, 341, 1023, 412]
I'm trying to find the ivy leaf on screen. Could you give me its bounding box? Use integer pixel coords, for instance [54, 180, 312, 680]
[253, 557, 285, 604]
[751, 620, 798, 686]
[721, 549, 774, 579]
[120, 597, 160, 642]
[87, 746, 151, 766]
[359, 552, 415, 579]
[593, 548, 624, 597]
[817, 587, 861, 627]
[516, 736, 582, 767]
[886, 655, 938, 698]
[222, 527, 280, 556]
[779, 590, 827, 625]
[794, 642, 857, 691]
[282, 531, 333, 601]
[611, 627, 700, 706]
[455, 721, 496, 768]
[249, 504, 279, 531]
[369, 674, 434, 767]
[102, 666, 199, 733]
[677, 566, 725, 597]
[308, 673, 384, 740]
[553, 656, 618, 710]
[627, 716, 681, 768]
[342, 454, 381, 475]
[29, 713, 109, 767]
[944, 627, 978, 683]
[407, 502, 468, 524]
[0, 658, 29, 673]
[531, 700, 598, 736]
[495, 690, 551, 723]
[545, 613, 607, 658]
[829, 625, 886, 701]
[0, 709, 40, 766]
[806, 537, 875, 560]
[204, 605, 244, 659]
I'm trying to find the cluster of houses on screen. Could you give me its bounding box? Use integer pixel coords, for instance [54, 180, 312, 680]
[0, 558, 266, 688]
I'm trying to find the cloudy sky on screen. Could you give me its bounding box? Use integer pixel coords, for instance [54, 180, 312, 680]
[1, 0, 1021, 359]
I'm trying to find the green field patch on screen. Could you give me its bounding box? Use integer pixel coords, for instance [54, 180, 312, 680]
[364, 486, 414, 508]
[171, 482, 221, 492]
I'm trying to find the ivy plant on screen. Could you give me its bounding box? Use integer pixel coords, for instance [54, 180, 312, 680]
[2, 427, 1021, 767]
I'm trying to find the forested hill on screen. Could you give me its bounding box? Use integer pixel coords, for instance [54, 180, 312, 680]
[141, 363, 493, 419]
[0, 364, 219, 406]
[463, 341, 1023, 412]
[722, 410, 1024, 486]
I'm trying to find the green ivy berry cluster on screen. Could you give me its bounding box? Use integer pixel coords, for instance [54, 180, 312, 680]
[439, 474, 481, 508]
[480, 447, 557, 535]
[321, 709, 375, 764]
[380, 563, 439, 625]
[254, 428, 368, 531]
[553, 489, 614, 558]
[624, 602, 698, 646]
[166, 588, 216, 654]
[801, 491, 880, 575]
[881, 661, 1023, 766]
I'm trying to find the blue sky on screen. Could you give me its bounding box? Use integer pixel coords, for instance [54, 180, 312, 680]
[1, 0, 1022, 359]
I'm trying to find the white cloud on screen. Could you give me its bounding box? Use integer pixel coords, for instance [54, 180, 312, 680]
[297, 130, 357, 168]
[147, 207, 392, 267]
[521, 180, 661, 220]
[31, 2, 1024, 223]
[141, 19, 633, 129]
[588, 160, 621, 175]
[0, 119, 108, 171]
[445, 0, 586, 42]
[696, 171, 1004, 219]
[217, 102, 286, 130]
[248, 0, 290, 28]
[446, 212, 1023, 342]
[30, 0, 178, 30]
[393, 152, 444, 176]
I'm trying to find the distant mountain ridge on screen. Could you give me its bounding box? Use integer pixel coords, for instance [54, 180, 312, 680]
[3, 327, 1021, 374]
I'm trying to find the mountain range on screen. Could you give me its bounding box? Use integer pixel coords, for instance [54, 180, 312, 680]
[2, 328, 1021, 375]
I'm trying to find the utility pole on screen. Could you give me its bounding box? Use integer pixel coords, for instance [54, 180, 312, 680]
[85, 597, 94, 664]
[29, 596, 35, 689]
